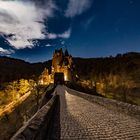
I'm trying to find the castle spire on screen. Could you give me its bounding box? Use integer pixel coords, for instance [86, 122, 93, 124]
[65, 49, 69, 56]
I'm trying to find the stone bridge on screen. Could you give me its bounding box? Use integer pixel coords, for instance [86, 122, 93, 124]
[11, 85, 140, 140]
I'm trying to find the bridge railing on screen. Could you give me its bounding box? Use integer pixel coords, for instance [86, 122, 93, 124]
[11, 94, 59, 140]
[68, 88, 140, 120]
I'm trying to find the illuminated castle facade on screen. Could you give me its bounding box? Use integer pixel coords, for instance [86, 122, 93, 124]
[39, 48, 73, 85]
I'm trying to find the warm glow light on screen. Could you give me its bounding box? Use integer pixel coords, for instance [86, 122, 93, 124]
[64, 75, 67, 81]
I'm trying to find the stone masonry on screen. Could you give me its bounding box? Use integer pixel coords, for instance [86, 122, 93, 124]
[53, 85, 140, 140]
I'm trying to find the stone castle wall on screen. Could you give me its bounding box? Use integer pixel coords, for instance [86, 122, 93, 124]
[39, 49, 73, 84]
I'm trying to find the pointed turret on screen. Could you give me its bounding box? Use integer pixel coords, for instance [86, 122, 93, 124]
[65, 49, 69, 56]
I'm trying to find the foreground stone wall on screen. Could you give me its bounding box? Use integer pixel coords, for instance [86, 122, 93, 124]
[67, 88, 140, 120]
[11, 95, 59, 140]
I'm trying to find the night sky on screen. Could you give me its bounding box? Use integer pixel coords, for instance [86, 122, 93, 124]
[0, 0, 140, 62]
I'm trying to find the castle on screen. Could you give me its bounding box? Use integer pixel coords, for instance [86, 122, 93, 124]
[39, 48, 73, 85]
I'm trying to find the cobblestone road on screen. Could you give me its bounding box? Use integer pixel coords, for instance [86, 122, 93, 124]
[52, 85, 140, 140]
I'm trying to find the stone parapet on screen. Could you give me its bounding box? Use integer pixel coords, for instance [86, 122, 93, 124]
[11, 95, 59, 140]
[68, 88, 140, 120]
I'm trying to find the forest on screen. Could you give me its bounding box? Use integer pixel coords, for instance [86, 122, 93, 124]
[73, 52, 140, 105]
[0, 52, 140, 106]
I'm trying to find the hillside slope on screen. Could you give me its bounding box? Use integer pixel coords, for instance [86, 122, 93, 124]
[73, 52, 140, 82]
[73, 52, 140, 105]
[0, 56, 51, 84]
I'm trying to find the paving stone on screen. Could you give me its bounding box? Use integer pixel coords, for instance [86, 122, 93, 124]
[51, 85, 140, 140]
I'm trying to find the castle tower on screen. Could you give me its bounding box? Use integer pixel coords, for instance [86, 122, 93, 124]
[52, 48, 63, 72]
[39, 48, 73, 85]
[39, 68, 51, 85]
[52, 48, 73, 82]
[65, 49, 69, 56]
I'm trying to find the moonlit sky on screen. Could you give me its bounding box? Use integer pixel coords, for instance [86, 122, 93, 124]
[0, 0, 140, 62]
